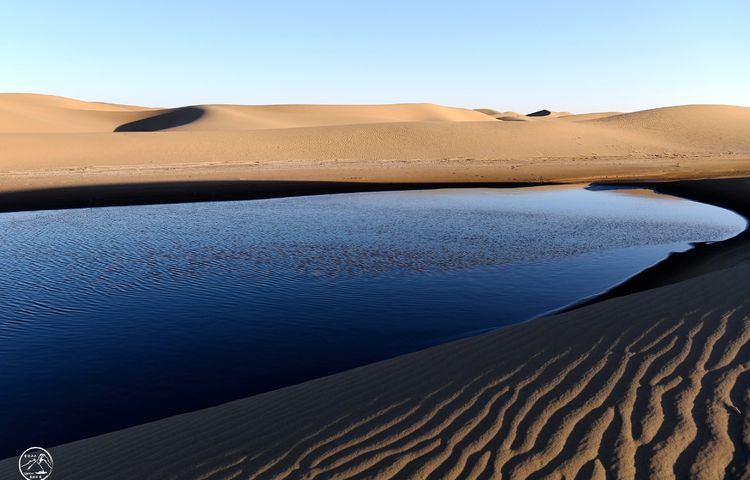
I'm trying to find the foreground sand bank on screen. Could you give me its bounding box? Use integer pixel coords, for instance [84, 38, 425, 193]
[1, 178, 749, 479]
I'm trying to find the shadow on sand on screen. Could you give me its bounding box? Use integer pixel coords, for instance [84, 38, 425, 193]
[114, 106, 205, 132]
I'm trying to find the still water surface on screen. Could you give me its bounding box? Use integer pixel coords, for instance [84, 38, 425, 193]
[0, 186, 745, 456]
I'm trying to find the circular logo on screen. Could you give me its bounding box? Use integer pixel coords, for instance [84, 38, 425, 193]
[18, 447, 53, 480]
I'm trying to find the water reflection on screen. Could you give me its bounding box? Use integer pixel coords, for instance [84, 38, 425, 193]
[0, 186, 744, 456]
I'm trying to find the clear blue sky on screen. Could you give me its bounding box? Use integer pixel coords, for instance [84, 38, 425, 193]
[2, 1, 748, 112]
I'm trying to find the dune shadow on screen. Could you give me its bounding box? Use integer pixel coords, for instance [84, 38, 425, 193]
[114, 106, 205, 132]
[526, 109, 551, 117]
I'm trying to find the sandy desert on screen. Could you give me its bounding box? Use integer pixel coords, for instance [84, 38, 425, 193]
[1, 94, 750, 202]
[1, 92, 750, 479]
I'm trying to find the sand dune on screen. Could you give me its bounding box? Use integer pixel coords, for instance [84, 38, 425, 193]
[2, 179, 747, 479]
[0, 93, 149, 112]
[0, 94, 494, 133]
[478, 110, 622, 122]
[1, 96, 749, 196]
[556, 112, 622, 121]
[592, 105, 750, 151]
[154, 103, 496, 132]
[4, 120, 677, 168]
[474, 108, 503, 116]
[475, 109, 538, 122]
[496, 115, 532, 122]
[0, 93, 155, 133]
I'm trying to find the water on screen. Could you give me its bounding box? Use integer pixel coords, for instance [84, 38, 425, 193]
[0, 186, 744, 457]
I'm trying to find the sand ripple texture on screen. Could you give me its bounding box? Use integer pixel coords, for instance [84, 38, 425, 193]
[1, 250, 748, 479]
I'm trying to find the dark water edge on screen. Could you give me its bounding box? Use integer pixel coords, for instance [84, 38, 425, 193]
[0, 181, 550, 213]
[561, 178, 750, 312]
[0, 181, 747, 457]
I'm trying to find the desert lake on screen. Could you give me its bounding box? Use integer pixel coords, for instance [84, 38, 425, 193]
[0, 185, 745, 455]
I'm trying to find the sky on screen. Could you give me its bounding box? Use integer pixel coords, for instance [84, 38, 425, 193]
[1, 1, 748, 112]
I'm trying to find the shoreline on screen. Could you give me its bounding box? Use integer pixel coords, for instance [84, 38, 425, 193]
[1, 171, 749, 214]
[0, 180, 553, 213]
[559, 177, 750, 312]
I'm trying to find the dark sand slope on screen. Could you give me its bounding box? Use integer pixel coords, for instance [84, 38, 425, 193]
[2, 178, 750, 479]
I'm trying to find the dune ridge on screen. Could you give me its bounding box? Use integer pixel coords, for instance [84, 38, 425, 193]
[0, 93, 155, 133]
[0, 94, 495, 133]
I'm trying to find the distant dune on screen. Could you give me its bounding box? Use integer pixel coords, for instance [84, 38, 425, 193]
[555, 111, 622, 121]
[1, 95, 749, 193]
[475, 109, 623, 122]
[0, 93, 155, 133]
[591, 105, 750, 151]
[0, 94, 494, 133]
[474, 109, 529, 121]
